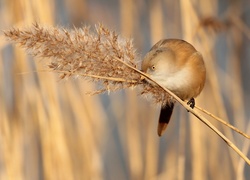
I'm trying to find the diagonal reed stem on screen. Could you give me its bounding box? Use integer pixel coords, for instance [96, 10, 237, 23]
[113, 56, 250, 165]
[195, 106, 250, 139]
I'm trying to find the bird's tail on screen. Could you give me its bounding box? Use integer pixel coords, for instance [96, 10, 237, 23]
[158, 102, 175, 136]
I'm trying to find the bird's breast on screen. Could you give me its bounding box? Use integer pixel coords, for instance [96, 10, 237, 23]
[150, 67, 202, 100]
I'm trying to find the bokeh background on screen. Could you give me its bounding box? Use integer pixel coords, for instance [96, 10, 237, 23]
[1, 0, 250, 179]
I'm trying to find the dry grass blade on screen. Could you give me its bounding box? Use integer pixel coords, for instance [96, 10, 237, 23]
[4, 23, 250, 165]
[195, 106, 250, 139]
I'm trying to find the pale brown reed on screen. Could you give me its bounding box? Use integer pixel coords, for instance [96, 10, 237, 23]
[4, 23, 171, 106]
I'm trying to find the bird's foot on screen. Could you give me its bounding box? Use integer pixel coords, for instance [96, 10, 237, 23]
[187, 98, 195, 109]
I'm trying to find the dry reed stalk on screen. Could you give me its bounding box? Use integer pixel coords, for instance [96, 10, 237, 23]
[4, 1, 82, 179]
[64, 83, 105, 179]
[237, 122, 250, 180]
[119, 1, 144, 179]
[194, 35, 239, 173]
[149, 0, 164, 44]
[145, 1, 165, 178]
[180, 1, 207, 179]
[176, 109, 187, 180]
[195, 9, 249, 147]
[4, 23, 250, 166]
[195, 106, 250, 139]
[188, 1, 249, 174]
[228, 24, 246, 135]
[194, 6, 250, 173]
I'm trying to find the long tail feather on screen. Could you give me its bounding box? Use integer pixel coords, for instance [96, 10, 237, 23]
[158, 102, 175, 136]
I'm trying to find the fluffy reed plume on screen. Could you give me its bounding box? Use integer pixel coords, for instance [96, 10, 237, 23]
[4, 23, 250, 165]
[4, 23, 170, 105]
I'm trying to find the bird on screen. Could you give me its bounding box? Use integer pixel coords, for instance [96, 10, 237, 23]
[141, 39, 206, 136]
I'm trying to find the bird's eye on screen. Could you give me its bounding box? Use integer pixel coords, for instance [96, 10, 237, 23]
[151, 66, 155, 70]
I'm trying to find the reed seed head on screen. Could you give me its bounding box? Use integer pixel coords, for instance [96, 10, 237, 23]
[4, 23, 171, 106]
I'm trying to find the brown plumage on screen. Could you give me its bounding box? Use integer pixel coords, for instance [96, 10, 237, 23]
[142, 39, 206, 136]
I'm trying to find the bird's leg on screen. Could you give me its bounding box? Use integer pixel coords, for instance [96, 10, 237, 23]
[187, 98, 195, 109]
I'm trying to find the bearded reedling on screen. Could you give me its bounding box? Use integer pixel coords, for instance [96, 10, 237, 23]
[142, 39, 206, 136]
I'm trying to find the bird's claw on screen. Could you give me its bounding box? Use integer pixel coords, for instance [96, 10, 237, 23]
[187, 98, 195, 109]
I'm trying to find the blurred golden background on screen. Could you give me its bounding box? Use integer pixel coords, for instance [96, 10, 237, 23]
[1, 0, 250, 179]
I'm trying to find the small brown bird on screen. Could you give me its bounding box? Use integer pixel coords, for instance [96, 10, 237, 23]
[141, 39, 206, 136]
